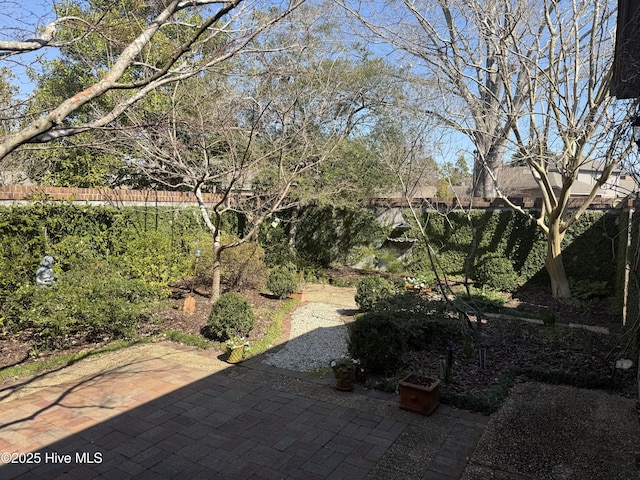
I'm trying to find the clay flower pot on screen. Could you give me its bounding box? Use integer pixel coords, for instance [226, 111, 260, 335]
[225, 345, 245, 364]
[398, 374, 441, 415]
[334, 370, 356, 391]
[330, 356, 360, 391]
[290, 292, 307, 302]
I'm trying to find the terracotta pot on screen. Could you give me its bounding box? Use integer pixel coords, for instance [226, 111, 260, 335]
[335, 370, 356, 391]
[225, 345, 245, 364]
[398, 374, 440, 415]
[290, 292, 307, 302]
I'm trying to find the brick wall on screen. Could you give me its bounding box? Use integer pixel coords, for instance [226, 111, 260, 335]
[0, 185, 220, 206]
[0, 184, 629, 210]
[371, 195, 629, 210]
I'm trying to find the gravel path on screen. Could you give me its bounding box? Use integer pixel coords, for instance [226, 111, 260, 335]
[262, 302, 349, 372]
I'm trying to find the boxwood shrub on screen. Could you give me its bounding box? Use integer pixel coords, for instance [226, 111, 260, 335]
[354, 276, 395, 311]
[348, 311, 406, 373]
[207, 292, 255, 340]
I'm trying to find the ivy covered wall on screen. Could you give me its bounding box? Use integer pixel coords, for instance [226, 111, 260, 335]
[0, 201, 624, 300]
[421, 209, 620, 287]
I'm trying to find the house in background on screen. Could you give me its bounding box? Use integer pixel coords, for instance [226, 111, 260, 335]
[497, 160, 639, 199]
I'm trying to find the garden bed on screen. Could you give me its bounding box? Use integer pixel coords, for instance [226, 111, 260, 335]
[1, 275, 636, 416]
[0, 278, 284, 373]
[392, 284, 636, 413]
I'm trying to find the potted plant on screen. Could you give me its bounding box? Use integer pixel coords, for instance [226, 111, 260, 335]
[403, 275, 432, 294]
[225, 337, 249, 364]
[330, 356, 361, 391]
[398, 373, 441, 415]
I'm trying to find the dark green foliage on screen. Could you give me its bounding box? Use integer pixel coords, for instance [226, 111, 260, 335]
[294, 205, 384, 267]
[0, 203, 211, 350]
[375, 292, 464, 349]
[259, 213, 298, 267]
[0, 203, 205, 294]
[542, 313, 557, 326]
[349, 291, 465, 374]
[206, 292, 255, 340]
[348, 312, 406, 373]
[420, 209, 618, 288]
[1, 261, 164, 349]
[440, 369, 517, 415]
[570, 279, 610, 301]
[267, 266, 298, 299]
[434, 250, 468, 276]
[355, 276, 394, 311]
[474, 255, 520, 292]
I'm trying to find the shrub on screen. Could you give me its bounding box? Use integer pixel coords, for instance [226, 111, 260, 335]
[267, 266, 298, 299]
[348, 312, 406, 373]
[113, 230, 193, 287]
[207, 292, 255, 340]
[221, 241, 268, 291]
[195, 235, 268, 291]
[1, 261, 164, 349]
[474, 255, 520, 292]
[435, 250, 468, 276]
[355, 276, 394, 311]
[374, 292, 462, 349]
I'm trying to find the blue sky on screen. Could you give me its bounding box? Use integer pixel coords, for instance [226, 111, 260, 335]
[1, 0, 474, 166]
[1, 1, 58, 97]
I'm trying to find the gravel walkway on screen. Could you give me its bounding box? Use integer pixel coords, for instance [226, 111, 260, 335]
[262, 302, 349, 372]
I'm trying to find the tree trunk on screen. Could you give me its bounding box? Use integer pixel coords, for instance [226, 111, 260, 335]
[545, 227, 572, 299]
[211, 234, 222, 303]
[472, 135, 506, 199]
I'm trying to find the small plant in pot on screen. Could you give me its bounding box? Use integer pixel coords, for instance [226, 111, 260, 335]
[330, 356, 361, 391]
[224, 336, 249, 364]
[398, 373, 441, 415]
[207, 292, 255, 364]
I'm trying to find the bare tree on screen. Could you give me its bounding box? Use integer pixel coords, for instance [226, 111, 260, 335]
[122, 35, 397, 300]
[487, 0, 633, 299]
[337, 0, 537, 197]
[341, 0, 634, 299]
[0, 0, 305, 161]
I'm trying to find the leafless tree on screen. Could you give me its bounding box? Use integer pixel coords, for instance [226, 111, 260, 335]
[122, 33, 396, 300]
[0, 0, 306, 161]
[488, 0, 634, 299]
[337, 0, 538, 197]
[340, 0, 635, 299]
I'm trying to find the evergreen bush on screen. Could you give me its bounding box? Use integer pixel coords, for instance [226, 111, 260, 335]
[1, 261, 164, 349]
[207, 292, 255, 340]
[355, 276, 394, 311]
[474, 255, 520, 292]
[348, 312, 406, 373]
[267, 266, 298, 299]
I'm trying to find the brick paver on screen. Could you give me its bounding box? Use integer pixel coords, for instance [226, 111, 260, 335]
[0, 343, 486, 479]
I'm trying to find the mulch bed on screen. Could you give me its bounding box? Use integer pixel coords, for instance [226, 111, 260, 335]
[1, 275, 637, 411]
[396, 283, 637, 410]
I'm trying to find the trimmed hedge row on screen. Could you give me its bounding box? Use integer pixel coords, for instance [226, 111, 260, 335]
[421, 209, 618, 286]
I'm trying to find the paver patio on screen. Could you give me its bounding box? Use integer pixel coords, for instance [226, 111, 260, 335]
[0, 342, 487, 479]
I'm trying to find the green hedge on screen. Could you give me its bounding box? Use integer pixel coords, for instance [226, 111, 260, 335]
[420, 209, 618, 286]
[0, 203, 211, 346]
